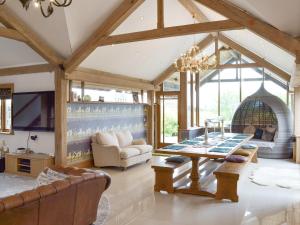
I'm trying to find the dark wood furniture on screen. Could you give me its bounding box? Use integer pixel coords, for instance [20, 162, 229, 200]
[0, 157, 4, 172]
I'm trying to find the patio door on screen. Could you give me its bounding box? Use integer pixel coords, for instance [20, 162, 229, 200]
[156, 92, 179, 148]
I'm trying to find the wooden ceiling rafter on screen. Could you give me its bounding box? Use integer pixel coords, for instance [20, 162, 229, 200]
[178, 0, 209, 22]
[68, 67, 158, 91]
[157, 0, 164, 29]
[0, 6, 64, 66]
[0, 64, 55, 76]
[64, 0, 145, 73]
[194, 0, 300, 55]
[179, 0, 291, 82]
[99, 20, 242, 46]
[0, 27, 27, 42]
[219, 34, 291, 81]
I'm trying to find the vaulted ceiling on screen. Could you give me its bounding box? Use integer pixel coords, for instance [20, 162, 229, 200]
[0, 0, 299, 81]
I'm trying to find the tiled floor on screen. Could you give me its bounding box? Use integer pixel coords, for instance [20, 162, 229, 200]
[102, 159, 300, 225]
[1, 159, 300, 225]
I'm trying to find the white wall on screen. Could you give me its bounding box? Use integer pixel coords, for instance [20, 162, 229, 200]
[0, 73, 55, 156]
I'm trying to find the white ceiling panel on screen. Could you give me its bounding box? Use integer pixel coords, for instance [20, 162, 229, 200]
[81, 34, 208, 81]
[222, 29, 295, 75]
[5, 2, 71, 58]
[0, 38, 45, 68]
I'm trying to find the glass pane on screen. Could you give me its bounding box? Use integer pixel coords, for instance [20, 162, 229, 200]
[265, 80, 287, 103]
[163, 72, 180, 91]
[160, 95, 178, 144]
[220, 70, 240, 128]
[200, 80, 218, 126]
[241, 68, 262, 100]
[219, 48, 239, 65]
[5, 99, 11, 130]
[72, 87, 82, 101]
[187, 73, 191, 127]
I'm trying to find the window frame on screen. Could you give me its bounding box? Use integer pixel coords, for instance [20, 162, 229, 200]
[0, 83, 14, 134]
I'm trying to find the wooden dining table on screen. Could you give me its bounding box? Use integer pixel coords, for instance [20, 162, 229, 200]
[155, 132, 253, 197]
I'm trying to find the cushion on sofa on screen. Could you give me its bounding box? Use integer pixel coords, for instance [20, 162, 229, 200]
[262, 126, 276, 142]
[37, 168, 69, 186]
[116, 130, 133, 147]
[96, 131, 119, 146]
[254, 128, 264, 139]
[132, 139, 147, 145]
[225, 155, 248, 163]
[120, 147, 140, 159]
[243, 125, 256, 134]
[129, 145, 153, 154]
[233, 149, 251, 156]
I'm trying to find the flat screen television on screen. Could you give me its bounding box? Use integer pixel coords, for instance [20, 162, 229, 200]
[12, 91, 55, 131]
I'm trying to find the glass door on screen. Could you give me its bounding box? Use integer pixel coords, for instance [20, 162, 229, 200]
[157, 92, 179, 148]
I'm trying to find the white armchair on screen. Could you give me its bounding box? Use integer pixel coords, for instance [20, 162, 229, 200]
[92, 131, 152, 170]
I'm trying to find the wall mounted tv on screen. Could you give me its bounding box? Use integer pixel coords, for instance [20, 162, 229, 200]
[12, 91, 55, 131]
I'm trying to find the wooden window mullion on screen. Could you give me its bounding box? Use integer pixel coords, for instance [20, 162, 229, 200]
[1, 100, 5, 132]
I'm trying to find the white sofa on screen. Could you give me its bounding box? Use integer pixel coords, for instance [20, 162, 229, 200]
[92, 130, 152, 170]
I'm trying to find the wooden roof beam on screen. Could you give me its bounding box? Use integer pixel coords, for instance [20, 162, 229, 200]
[67, 68, 158, 91]
[178, 0, 209, 22]
[0, 6, 64, 65]
[0, 27, 27, 42]
[100, 20, 242, 46]
[194, 0, 300, 54]
[64, 0, 145, 73]
[152, 34, 215, 86]
[157, 0, 164, 29]
[217, 63, 259, 69]
[0, 64, 55, 76]
[219, 34, 291, 81]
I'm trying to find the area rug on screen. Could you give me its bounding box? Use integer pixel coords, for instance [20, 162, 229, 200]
[249, 167, 300, 189]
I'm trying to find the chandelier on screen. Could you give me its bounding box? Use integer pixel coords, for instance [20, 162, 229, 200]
[0, 0, 72, 18]
[174, 45, 217, 73]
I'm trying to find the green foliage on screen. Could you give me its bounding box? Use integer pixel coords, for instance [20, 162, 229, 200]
[164, 116, 178, 137]
[220, 90, 240, 123]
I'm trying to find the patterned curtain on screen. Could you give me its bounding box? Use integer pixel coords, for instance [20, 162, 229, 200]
[0, 88, 12, 99]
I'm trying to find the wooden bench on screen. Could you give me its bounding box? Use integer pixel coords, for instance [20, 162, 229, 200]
[151, 156, 208, 193]
[214, 147, 258, 202]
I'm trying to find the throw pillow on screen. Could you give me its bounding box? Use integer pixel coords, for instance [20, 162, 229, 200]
[265, 126, 276, 134]
[115, 130, 133, 147]
[165, 156, 189, 163]
[96, 131, 119, 146]
[254, 128, 264, 139]
[241, 144, 257, 149]
[225, 155, 248, 163]
[262, 129, 276, 141]
[243, 125, 256, 134]
[36, 168, 69, 186]
[233, 149, 251, 156]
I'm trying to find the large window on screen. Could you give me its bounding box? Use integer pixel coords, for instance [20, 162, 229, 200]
[70, 81, 146, 103]
[0, 84, 13, 133]
[220, 68, 240, 127]
[199, 78, 219, 126]
[199, 65, 289, 127]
